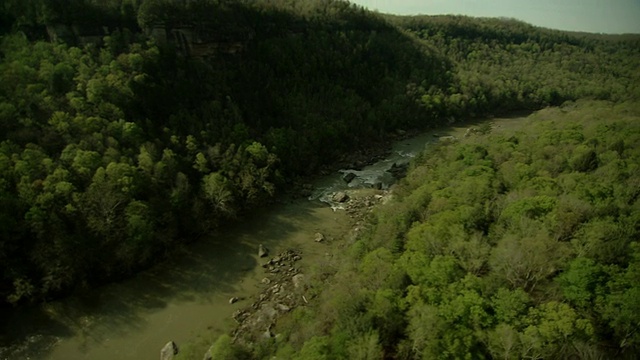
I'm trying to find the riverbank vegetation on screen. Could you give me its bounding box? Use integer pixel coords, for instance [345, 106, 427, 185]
[227, 100, 640, 359]
[1, 0, 639, 310]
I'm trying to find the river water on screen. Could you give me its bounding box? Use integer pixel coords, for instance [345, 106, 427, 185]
[0, 116, 526, 360]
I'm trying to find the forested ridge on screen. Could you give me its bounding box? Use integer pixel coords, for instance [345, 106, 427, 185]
[220, 102, 640, 359]
[0, 0, 639, 315]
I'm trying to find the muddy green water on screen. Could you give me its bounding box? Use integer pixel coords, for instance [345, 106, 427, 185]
[1, 200, 354, 360]
[0, 115, 528, 360]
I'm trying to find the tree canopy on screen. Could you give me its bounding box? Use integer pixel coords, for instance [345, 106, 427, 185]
[236, 100, 640, 359]
[1, 0, 639, 313]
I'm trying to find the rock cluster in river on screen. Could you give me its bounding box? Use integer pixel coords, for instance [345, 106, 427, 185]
[232, 249, 306, 344]
[345, 192, 392, 222]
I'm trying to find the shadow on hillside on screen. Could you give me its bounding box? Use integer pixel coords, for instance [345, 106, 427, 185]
[0, 198, 322, 359]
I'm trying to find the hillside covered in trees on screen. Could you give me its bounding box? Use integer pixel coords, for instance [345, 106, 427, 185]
[216, 101, 640, 359]
[1, 0, 639, 318]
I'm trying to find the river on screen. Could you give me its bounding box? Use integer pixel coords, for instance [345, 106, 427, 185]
[0, 115, 528, 360]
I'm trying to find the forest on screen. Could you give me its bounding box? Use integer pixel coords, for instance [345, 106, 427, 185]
[225, 100, 640, 359]
[0, 1, 638, 345]
[0, 0, 448, 305]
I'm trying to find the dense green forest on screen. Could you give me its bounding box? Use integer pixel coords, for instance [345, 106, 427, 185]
[219, 101, 640, 359]
[1, 0, 639, 313]
[0, 0, 445, 305]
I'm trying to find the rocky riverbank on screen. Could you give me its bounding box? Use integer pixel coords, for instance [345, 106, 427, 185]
[151, 187, 396, 360]
[199, 189, 392, 358]
[288, 129, 419, 199]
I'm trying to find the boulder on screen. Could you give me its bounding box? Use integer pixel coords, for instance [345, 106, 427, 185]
[314, 232, 325, 242]
[439, 135, 457, 142]
[258, 244, 269, 258]
[332, 191, 349, 203]
[263, 326, 274, 339]
[465, 127, 480, 138]
[342, 172, 357, 183]
[229, 297, 239, 304]
[387, 162, 409, 179]
[292, 274, 305, 289]
[160, 341, 178, 360]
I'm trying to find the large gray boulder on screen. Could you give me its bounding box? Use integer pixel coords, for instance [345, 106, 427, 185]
[332, 191, 349, 203]
[342, 172, 357, 183]
[292, 274, 305, 289]
[258, 244, 269, 258]
[160, 341, 178, 360]
[439, 135, 457, 142]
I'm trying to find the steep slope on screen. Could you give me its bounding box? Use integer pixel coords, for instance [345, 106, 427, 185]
[0, 0, 451, 305]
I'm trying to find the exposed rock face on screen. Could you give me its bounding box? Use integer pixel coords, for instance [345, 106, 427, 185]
[332, 191, 349, 203]
[46, 23, 109, 45]
[160, 341, 178, 360]
[342, 172, 357, 183]
[147, 23, 252, 58]
[258, 244, 269, 258]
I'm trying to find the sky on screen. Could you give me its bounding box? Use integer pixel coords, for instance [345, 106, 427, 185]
[348, 0, 640, 34]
